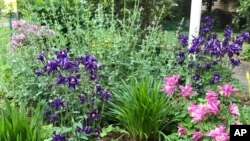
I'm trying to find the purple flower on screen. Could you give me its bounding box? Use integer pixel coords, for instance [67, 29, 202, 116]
[96, 85, 103, 94]
[55, 50, 68, 59]
[209, 33, 218, 40]
[37, 52, 46, 62]
[67, 74, 80, 89]
[228, 43, 242, 57]
[77, 125, 92, 134]
[35, 70, 43, 76]
[231, 59, 240, 68]
[50, 98, 64, 110]
[44, 109, 51, 117]
[57, 74, 67, 85]
[235, 35, 244, 46]
[87, 109, 101, 121]
[188, 61, 195, 68]
[83, 126, 92, 134]
[63, 60, 79, 72]
[204, 63, 212, 70]
[178, 34, 188, 47]
[77, 54, 99, 80]
[79, 94, 86, 104]
[241, 32, 250, 42]
[210, 73, 221, 84]
[50, 114, 59, 122]
[223, 27, 233, 39]
[193, 73, 200, 81]
[44, 59, 59, 74]
[193, 83, 203, 89]
[101, 91, 112, 101]
[52, 132, 66, 141]
[189, 37, 202, 54]
[177, 52, 185, 65]
[200, 16, 214, 35]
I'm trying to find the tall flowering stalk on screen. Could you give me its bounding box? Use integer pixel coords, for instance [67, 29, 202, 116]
[35, 49, 111, 140]
[162, 74, 241, 141]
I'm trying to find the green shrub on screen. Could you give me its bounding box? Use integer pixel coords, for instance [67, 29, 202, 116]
[5, 2, 179, 105]
[0, 101, 44, 141]
[110, 78, 179, 141]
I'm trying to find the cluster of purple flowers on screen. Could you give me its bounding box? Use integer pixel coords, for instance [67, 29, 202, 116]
[35, 49, 112, 140]
[176, 16, 250, 90]
[10, 20, 55, 48]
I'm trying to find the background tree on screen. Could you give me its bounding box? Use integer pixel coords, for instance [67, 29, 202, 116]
[236, 0, 250, 31]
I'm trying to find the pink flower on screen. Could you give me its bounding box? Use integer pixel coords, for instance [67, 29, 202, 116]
[188, 103, 207, 122]
[29, 24, 38, 32]
[162, 84, 176, 96]
[177, 125, 186, 136]
[192, 131, 203, 141]
[206, 91, 220, 114]
[162, 74, 180, 96]
[12, 20, 21, 29]
[207, 125, 229, 141]
[229, 102, 240, 116]
[205, 90, 218, 102]
[207, 99, 220, 114]
[218, 83, 237, 97]
[179, 84, 193, 98]
[164, 74, 180, 85]
[234, 120, 242, 125]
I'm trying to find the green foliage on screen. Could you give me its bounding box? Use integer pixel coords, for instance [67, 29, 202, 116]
[0, 101, 45, 141]
[239, 106, 250, 124]
[110, 78, 179, 141]
[5, 2, 179, 105]
[237, 0, 250, 31]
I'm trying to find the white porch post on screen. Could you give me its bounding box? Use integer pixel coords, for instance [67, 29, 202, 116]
[188, 0, 203, 48]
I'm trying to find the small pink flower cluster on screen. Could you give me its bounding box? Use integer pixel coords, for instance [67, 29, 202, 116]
[162, 75, 242, 141]
[162, 74, 194, 98]
[10, 20, 55, 48]
[207, 125, 229, 141]
[162, 74, 180, 96]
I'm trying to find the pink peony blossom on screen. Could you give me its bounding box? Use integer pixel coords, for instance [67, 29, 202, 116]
[207, 125, 229, 141]
[218, 83, 237, 97]
[229, 102, 240, 116]
[188, 103, 207, 122]
[179, 84, 193, 98]
[192, 131, 203, 141]
[177, 125, 186, 136]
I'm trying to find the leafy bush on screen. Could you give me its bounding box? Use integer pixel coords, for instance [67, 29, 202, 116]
[0, 101, 44, 141]
[110, 78, 179, 141]
[6, 2, 178, 106]
[162, 74, 241, 141]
